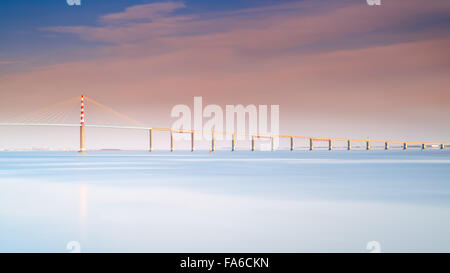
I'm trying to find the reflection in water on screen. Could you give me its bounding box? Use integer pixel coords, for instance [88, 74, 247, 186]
[79, 184, 87, 242]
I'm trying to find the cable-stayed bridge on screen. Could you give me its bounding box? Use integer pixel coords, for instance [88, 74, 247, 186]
[0, 95, 448, 152]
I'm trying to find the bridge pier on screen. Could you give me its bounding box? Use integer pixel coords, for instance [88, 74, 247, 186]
[347, 140, 351, 151]
[441, 144, 445, 150]
[366, 141, 371, 150]
[79, 125, 86, 153]
[271, 137, 275, 152]
[232, 133, 236, 152]
[170, 131, 174, 152]
[309, 138, 314, 151]
[211, 132, 215, 152]
[421, 143, 426, 150]
[385, 142, 389, 150]
[328, 139, 332, 151]
[403, 142, 408, 150]
[290, 137, 295, 151]
[149, 129, 153, 152]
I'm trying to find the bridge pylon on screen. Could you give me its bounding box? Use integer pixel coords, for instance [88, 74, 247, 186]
[79, 94, 87, 153]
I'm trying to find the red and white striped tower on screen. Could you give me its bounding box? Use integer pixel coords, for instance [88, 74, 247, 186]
[80, 94, 85, 125]
[79, 94, 86, 153]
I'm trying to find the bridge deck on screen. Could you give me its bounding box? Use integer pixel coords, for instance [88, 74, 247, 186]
[0, 123, 448, 146]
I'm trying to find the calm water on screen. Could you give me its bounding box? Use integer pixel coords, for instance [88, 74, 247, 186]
[1, 150, 450, 252]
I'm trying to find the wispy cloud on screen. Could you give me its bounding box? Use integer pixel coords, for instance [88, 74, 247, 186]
[44, 0, 450, 54]
[0, 60, 15, 65]
[100, 1, 186, 23]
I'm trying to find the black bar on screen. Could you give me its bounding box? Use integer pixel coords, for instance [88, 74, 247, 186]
[0, 253, 448, 272]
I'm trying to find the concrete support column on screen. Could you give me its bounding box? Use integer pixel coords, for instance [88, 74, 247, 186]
[421, 143, 426, 150]
[441, 144, 445, 150]
[149, 129, 153, 152]
[251, 136, 256, 152]
[232, 133, 236, 152]
[271, 137, 275, 152]
[170, 131, 174, 152]
[328, 139, 333, 151]
[211, 132, 215, 152]
[347, 140, 351, 151]
[290, 137, 295, 151]
[366, 141, 371, 150]
[403, 142, 408, 150]
[385, 142, 389, 150]
[309, 138, 314, 151]
[191, 131, 195, 152]
[79, 125, 86, 153]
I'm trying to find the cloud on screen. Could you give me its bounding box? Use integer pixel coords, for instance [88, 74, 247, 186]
[2, 0, 450, 140]
[0, 60, 15, 65]
[100, 1, 186, 23]
[44, 0, 450, 54]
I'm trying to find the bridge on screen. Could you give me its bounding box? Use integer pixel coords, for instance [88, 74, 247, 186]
[0, 94, 448, 152]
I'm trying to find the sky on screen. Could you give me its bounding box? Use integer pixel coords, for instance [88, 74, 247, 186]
[0, 0, 450, 149]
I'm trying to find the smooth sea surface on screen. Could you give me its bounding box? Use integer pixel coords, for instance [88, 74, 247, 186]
[1, 150, 450, 252]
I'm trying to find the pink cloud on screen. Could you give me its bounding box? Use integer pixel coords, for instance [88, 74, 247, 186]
[100, 1, 186, 22]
